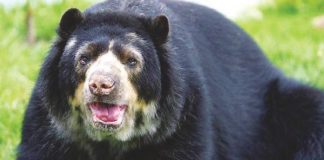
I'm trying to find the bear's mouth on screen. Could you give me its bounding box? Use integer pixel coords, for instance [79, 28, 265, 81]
[88, 102, 127, 126]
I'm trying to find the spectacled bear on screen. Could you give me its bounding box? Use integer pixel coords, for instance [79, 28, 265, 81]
[18, 0, 324, 159]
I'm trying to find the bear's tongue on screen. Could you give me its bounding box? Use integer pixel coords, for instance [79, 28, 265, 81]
[89, 103, 126, 123]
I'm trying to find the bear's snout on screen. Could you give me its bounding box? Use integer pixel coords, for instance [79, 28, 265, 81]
[88, 73, 116, 96]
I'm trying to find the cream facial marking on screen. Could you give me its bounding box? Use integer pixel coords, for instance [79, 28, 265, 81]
[112, 43, 144, 74]
[109, 40, 115, 50]
[124, 45, 144, 64]
[125, 32, 138, 39]
[68, 82, 85, 108]
[82, 48, 138, 136]
[65, 37, 77, 52]
[115, 101, 160, 141]
[85, 52, 122, 79]
[125, 32, 146, 44]
[74, 42, 90, 59]
[67, 40, 160, 142]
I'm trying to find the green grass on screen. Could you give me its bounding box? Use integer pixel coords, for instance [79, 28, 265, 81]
[0, 1, 323, 159]
[0, 33, 48, 160]
[0, 1, 93, 159]
[238, 2, 324, 87]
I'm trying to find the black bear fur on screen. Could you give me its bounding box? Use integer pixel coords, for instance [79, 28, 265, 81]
[18, 0, 324, 160]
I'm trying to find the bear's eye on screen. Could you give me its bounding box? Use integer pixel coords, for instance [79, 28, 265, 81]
[126, 57, 138, 67]
[79, 55, 90, 65]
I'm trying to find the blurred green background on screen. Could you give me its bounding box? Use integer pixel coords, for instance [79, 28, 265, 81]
[0, 0, 323, 159]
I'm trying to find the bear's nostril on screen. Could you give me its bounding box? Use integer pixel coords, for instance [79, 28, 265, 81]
[89, 77, 115, 96]
[105, 80, 115, 88]
[90, 83, 98, 89]
[101, 84, 109, 89]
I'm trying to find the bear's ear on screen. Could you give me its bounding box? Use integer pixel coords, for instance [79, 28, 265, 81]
[58, 8, 84, 38]
[150, 15, 169, 44]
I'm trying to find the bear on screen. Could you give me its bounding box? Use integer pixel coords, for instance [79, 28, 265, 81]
[18, 0, 324, 159]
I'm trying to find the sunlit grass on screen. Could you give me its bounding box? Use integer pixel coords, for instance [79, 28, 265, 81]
[0, 32, 49, 159]
[0, 1, 92, 159]
[238, 8, 324, 88]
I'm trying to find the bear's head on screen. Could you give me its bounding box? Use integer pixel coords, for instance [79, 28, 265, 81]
[41, 8, 184, 145]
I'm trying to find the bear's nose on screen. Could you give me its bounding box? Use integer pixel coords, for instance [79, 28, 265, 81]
[89, 75, 115, 96]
